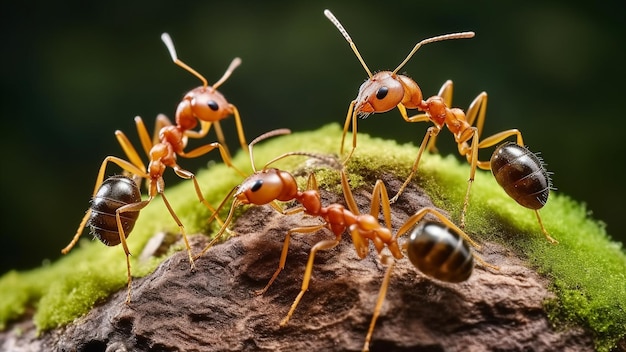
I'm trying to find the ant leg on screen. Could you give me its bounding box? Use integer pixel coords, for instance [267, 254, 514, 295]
[535, 210, 558, 244]
[180, 142, 247, 177]
[280, 238, 341, 327]
[230, 105, 249, 156]
[396, 207, 480, 249]
[254, 224, 325, 296]
[115, 197, 152, 304]
[341, 169, 359, 214]
[62, 209, 92, 254]
[456, 128, 480, 228]
[158, 190, 195, 270]
[172, 166, 225, 227]
[340, 100, 357, 161]
[363, 256, 396, 352]
[212, 121, 232, 160]
[194, 198, 241, 260]
[134, 115, 172, 157]
[477, 129, 524, 150]
[184, 120, 212, 139]
[390, 126, 440, 203]
[114, 131, 148, 175]
[464, 92, 488, 141]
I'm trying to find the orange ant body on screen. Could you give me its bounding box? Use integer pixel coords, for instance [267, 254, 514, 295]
[62, 32, 247, 303]
[324, 10, 555, 242]
[193, 129, 493, 352]
[279, 170, 497, 352]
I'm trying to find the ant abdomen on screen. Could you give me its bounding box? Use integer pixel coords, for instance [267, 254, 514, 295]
[88, 175, 142, 246]
[406, 221, 473, 283]
[490, 142, 551, 210]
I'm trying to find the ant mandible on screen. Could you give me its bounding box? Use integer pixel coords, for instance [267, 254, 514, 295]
[61, 33, 247, 303]
[324, 10, 555, 242]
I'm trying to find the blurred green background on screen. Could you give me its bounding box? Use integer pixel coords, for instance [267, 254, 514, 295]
[1, 1, 624, 274]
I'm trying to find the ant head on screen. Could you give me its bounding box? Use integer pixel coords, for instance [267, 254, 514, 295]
[355, 71, 405, 115]
[162, 33, 241, 125]
[176, 87, 232, 124]
[235, 169, 298, 205]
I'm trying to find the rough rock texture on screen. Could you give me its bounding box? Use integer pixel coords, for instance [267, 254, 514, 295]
[1, 175, 596, 352]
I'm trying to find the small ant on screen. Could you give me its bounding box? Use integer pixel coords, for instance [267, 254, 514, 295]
[324, 10, 554, 242]
[62, 33, 247, 303]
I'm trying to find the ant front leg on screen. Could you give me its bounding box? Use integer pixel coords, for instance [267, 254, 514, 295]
[340, 100, 358, 162]
[389, 126, 441, 203]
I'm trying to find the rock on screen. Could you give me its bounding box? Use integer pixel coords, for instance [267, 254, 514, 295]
[1, 175, 595, 351]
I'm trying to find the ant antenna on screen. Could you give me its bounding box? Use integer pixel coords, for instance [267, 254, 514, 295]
[211, 57, 242, 92]
[161, 32, 209, 88]
[263, 152, 343, 171]
[162, 33, 241, 93]
[392, 31, 475, 74]
[324, 9, 373, 78]
[248, 129, 292, 172]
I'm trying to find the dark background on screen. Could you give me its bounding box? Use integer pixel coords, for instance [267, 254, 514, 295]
[2, 1, 624, 274]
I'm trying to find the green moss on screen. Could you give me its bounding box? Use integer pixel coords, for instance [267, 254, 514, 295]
[0, 124, 624, 350]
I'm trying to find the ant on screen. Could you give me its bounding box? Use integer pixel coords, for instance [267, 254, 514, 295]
[193, 128, 343, 262]
[61, 33, 247, 303]
[277, 168, 497, 352]
[324, 10, 555, 242]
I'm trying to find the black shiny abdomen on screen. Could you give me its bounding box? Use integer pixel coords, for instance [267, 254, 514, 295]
[490, 142, 550, 210]
[406, 221, 473, 283]
[88, 175, 141, 246]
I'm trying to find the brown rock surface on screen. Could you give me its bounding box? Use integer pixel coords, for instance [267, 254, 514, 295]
[2, 175, 595, 351]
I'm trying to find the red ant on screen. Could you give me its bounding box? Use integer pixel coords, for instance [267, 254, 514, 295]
[324, 10, 555, 242]
[192, 130, 494, 351]
[192, 128, 342, 261]
[278, 169, 498, 352]
[61, 32, 247, 303]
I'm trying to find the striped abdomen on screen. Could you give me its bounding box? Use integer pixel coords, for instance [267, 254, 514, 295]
[490, 142, 551, 210]
[88, 175, 141, 246]
[406, 221, 473, 283]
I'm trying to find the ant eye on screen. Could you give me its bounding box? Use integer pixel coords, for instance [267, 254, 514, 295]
[251, 180, 263, 192]
[207, 100, 219, 111]
[376, 87, 388, 100]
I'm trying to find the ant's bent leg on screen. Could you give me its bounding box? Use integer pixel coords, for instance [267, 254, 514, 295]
[280, 239, 340, 327]
[255, 224, 325, 296]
